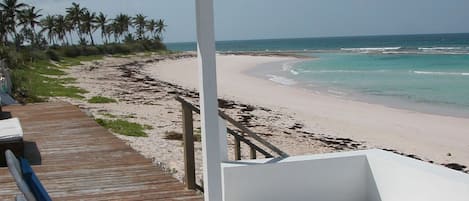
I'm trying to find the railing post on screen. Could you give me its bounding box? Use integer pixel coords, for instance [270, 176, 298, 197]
[250, 146, 257, 159]
[234, 137, 241, 160]
[182, 103, 196, 190]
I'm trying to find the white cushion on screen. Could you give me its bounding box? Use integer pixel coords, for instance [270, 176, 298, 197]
[0, 118, 23, 141]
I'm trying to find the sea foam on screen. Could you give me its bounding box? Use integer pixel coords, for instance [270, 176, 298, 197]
[340, 47, 402, 52]
[412, 71, 469, 76]
[281, 61, 300, 75]
[267, 75, 297, 85]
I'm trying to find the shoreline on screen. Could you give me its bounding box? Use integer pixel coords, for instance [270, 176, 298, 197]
[53, 52, 468, 182]
[248, 57, 469, 119]
[148, 54, 469, 171]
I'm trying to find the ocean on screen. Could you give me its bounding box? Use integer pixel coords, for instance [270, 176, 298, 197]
[167, 33, 469, 117]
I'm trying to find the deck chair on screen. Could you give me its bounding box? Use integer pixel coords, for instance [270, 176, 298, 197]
[5, 150, 51, 201]
[0, 118, 24, 166]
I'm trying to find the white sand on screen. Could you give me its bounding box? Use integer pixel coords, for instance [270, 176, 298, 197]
[147, 55, 469, 166]
[58, 53, 339, 183]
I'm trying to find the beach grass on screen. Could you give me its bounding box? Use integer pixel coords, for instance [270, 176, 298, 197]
[164, 131, 201, 142]
[95, 118, 149, 137]
[143, 124, 154, 130]
[11, 61, 87, 102]
[88, 96, 117, 104]
[31, 60, 67, 76]
[9, 48, 174, 103]
[58, 55, 104, 67]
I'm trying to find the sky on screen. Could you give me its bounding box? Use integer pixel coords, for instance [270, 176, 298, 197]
[23, 0, 469, 43]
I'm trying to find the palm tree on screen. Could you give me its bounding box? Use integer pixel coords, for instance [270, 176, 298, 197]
[111, 21, 120, 43]
[64, 18, 73, 45]
[18, 6, 42, 45]
[104, 24, 113, 44]
[146, 19, 157, 39]
[155, 19, 167, 41]
[114, 13, 131, 40]
[0, 0, 28, 42]
[95, 12, 108, 44]
[0, 11, 7, 44]
[80, 9, 96, 45]
[133, 14, 146, 40]
[40, 15, 56, 45]
[54, 15, 68, 45]
[65, 2, 84, 42]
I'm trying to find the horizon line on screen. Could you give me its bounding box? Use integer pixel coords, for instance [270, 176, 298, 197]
[166, 32, 469, 44]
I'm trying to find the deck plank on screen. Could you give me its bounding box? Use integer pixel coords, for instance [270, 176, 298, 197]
[0, 102, 203, 201]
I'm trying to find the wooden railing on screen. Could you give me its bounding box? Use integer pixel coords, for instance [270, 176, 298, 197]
[175, 96, 288, 190]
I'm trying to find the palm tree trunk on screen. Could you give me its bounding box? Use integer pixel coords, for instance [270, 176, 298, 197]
[89, 32, 95, 46]
[103, 33, 108, 44]
[65, 35, 69, 46]
[69, 31, 74, 45]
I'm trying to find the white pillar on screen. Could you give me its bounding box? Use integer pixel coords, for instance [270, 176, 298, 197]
[195, 0, 224, 200]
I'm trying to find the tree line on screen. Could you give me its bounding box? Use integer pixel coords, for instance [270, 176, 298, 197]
[0, 0, 167, 48]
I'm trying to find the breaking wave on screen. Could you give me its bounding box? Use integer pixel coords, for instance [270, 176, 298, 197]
[412, 71, 469, 76]
[267, 75, 298, 85]
[341, 47, 402, 52]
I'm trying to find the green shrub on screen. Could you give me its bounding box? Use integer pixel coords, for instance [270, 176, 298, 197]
[3, 39, 168, 103]
[45, 49, 60, 61]
[88, 96, 117, 103]
[95, 118, 148, 137]
[62, 45, 82, 57]
[81, 46, 101, 56]
[164, 131, 201, 142]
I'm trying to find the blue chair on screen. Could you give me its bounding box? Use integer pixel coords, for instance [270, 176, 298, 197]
[5, 150, 52, 201]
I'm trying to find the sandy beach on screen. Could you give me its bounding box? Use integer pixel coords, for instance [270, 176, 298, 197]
[56, 53, 469, 182]
[148, 54, 469, 168]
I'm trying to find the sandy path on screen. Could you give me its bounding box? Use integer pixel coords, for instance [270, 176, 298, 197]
[147, 55, 469, 167]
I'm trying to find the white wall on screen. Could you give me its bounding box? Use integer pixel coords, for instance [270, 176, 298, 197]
[222, 154, 381, 201]
[221, 149, 469, 201]
[367, 150, 469, 201]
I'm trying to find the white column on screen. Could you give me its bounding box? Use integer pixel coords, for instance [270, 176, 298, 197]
[195, 0, 224, 200]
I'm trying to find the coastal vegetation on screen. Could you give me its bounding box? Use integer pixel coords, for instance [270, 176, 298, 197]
[164, 130, 202, 142]
[95, 118, 150, 137]
[0, 0, 169, 102]
[88, 96, 117, 104]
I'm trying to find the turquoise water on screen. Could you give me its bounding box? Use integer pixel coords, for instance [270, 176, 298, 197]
[289, 53, 469, 116]
[168, 33, 469, 117]
[167, 33, 469, 52]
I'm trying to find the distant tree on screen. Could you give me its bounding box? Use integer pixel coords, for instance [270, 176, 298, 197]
[79, 9, 96, 45]
[133, 14, 146, 40]
[95, 12, 108, 44]
[123, 33, 134, 43]
[0, 0, 28, 44]
[40, 15, 56, 45]
[146, 19, 157, 39]
[104, 24, 113, 44]
[54, 15, 68, 45]
[65, 2, 84, 42]
[0, 11, 8, 44]
[64, 17, 73, 45]
[111, 21, 119, 43]
[114, 13, 131, 41]
[0, 0, 167, 48]
[155, 19, 167, 41]
[18, 6, 42, 45]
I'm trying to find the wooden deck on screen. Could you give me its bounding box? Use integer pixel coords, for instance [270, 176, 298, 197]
[0, 102, 203, 200]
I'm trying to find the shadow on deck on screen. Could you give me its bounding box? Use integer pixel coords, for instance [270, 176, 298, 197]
[0, 102, 203, 200]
